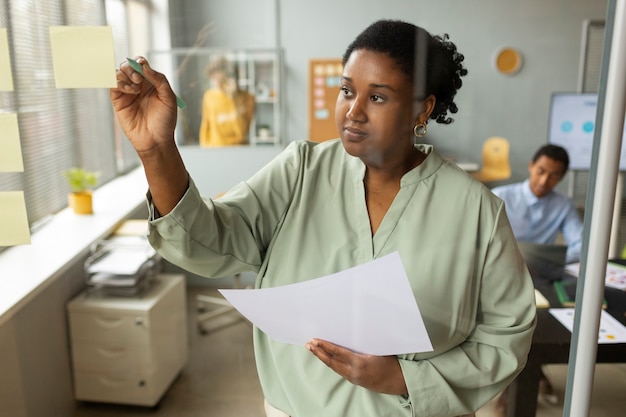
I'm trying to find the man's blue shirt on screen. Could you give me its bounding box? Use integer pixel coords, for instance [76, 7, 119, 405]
[492, 179, 583, 263]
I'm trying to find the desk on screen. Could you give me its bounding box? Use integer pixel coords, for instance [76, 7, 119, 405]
[507, 273, 626, 417]
[441, 156, 479, 172]
[455, 161, 480, 172]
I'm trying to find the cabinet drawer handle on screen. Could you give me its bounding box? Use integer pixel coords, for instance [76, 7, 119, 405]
[99, 376, 129, 387]
[94, 317, 124, 328]
[135, 317, 143, 325]
[96, 347, 127, 359]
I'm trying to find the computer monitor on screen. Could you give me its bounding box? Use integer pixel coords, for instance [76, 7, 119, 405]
[547, 92, 626, 171]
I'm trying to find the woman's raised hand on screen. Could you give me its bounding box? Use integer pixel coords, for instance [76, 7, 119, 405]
[110, 57, 190, 215]
[110, 57, 178, 155]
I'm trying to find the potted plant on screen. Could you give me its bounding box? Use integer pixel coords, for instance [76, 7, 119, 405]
[63, 167, 100, 214]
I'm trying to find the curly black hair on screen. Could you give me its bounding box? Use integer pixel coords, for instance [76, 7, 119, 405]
[342, 19, 468, 124]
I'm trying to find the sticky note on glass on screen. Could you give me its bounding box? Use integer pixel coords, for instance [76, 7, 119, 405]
[0, 191, 31, 246]
[0, 113, 24, 172]
[0, 28, 14, 91]
[49, 26, 116, 89]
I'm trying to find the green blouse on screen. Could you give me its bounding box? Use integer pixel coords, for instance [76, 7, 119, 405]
[148, 140, 536, 417]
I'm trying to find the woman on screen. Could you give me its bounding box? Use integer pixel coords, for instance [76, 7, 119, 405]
[199, 56, 256, 147]
[111, 19, 535, 417]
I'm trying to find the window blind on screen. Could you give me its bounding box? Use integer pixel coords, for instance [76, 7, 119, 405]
[0, 0, 139, 234]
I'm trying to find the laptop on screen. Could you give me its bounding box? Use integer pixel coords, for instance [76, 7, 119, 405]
[517, 242, 568, 283]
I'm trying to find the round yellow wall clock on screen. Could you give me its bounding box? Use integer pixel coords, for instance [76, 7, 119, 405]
[494, 47, 523, 75]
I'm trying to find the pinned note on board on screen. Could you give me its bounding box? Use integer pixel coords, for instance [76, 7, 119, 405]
[0, 28, 14, 91]
[0, 191, 31, 246]
[0, 113, 24, 172]
[49, 26, 117, 89]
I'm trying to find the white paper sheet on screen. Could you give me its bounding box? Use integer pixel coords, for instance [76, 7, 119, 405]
[87, 246, 155, 275]
[219, 252, 433, 356]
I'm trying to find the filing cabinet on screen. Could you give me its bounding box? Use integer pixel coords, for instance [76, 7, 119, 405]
[67, 274, 187, 406]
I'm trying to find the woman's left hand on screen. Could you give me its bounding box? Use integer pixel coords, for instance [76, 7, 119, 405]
[305, 338, 408, 395]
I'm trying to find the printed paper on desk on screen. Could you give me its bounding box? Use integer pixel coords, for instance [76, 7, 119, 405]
[549, 308, 626, 343]
[564, 262, 626, 291]
[606, 262, 626, 290]
[219, 252, 433, 356]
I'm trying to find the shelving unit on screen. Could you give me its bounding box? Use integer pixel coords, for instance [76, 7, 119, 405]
[245, 52, 281, 145]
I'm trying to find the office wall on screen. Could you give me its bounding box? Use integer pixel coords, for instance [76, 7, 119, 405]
[8, 261, 86, 417]
[0, 257, 92, 417]
[282, 0, 607, 182]
[0, 321, 26, 417]
[169, 0, 608, 183]
[169, 0, 276, 48]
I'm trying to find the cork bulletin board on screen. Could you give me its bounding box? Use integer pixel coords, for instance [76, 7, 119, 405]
[308, 58, 343, 142]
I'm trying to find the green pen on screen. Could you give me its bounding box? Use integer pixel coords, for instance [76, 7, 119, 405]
[126, 58, 187, 109]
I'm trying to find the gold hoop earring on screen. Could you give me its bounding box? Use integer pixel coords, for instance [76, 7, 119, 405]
[414, 122, 427, 138]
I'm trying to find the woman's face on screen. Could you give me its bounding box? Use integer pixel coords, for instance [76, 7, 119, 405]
[335, 49, 432, 167]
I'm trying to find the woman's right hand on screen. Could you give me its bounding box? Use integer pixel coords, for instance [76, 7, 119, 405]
[110, 57, 190, 216]
[110, 57, 178, 155]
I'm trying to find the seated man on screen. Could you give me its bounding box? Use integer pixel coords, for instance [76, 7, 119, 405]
[492, 144, 583, 264]
[491, 144, 584, 415]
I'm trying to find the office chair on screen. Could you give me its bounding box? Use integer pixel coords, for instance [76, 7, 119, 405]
[471, 136, 512, 184]
[196, 273, 245, 334]
[195, 191, 248, 334]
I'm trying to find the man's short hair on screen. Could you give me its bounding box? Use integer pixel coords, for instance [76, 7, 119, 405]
[532, 144, 570, 174]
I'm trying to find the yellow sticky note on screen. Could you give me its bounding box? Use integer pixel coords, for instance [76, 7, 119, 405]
[0, 113, 24, 172]
[49, 26, 116, 89]
[0, 191, 31, 246]
[0, 28, 14, 91]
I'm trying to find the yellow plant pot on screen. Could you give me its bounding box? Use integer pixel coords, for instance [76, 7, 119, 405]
[68, 191, 93, 215]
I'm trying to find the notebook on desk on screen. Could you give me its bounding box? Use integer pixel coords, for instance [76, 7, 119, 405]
[517, 242, 568, 282]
